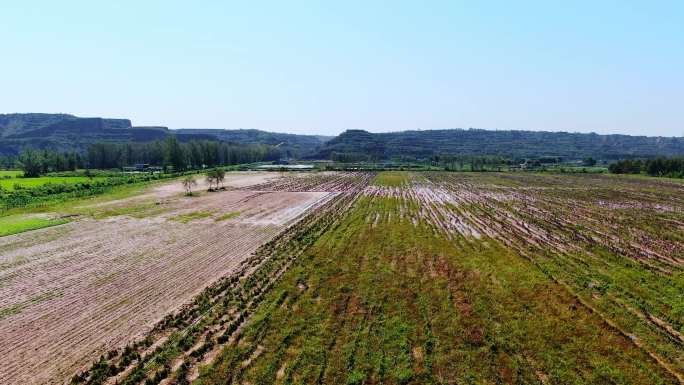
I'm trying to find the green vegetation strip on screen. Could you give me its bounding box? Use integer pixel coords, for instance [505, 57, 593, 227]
[0, 215, 70, 237]
[0, 292, 62, 320]
[0, 176, 106, 191]
[171, 211, 213, 223]
[0, 170, 205, 214]
[372, 171, 410, 187]
[0, 170, 23, 178]
[215, 211, 241, 222]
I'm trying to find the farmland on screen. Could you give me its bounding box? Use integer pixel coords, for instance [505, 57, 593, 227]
[1, 171, 683, 384]
[0, 175, 107, 190]
[0, 172, 351, 384]
[186, 172, 683, 385]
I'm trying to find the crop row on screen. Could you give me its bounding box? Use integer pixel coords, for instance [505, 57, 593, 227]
[191, 174, 679, 384]
[71, 178, 372, 385]
[363, 172, 684, 380]
[242, 172, 375, 192]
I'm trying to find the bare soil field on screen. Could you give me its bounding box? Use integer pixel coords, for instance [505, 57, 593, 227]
[0, 172, 335, 385]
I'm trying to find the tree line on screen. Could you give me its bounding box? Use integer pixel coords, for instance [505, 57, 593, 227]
[11, 136, 282, 177]
[87, 136, 281, 170]
[431, 155, 509, 171]
[609, 157, 684, 178]
[15, 149, 85, 177]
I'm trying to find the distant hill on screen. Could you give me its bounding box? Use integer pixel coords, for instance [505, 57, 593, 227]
[174, 128, 332, 158]
[312, 129, 684, 161]
[0, 114, 329, 157]
[0, 113, 168, 155]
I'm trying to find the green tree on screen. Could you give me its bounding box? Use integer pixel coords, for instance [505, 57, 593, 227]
[18, 148, 44, 177]
[583, 157, 597, 166]
[205, 168, 226, 190]
[165, 135, 186, 172]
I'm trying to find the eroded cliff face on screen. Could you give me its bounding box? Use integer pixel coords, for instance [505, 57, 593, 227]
[0, 113, 166, 155]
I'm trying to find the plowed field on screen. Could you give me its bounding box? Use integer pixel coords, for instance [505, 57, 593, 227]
[0, 172, 336, 384]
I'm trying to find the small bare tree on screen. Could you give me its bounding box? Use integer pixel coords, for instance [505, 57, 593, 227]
[182, 175, 198, 195]
[216, 168, 226, 189]
[205, 173, 215, 190]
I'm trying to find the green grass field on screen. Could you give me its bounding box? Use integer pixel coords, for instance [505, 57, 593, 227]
[0, 173, 190, 219]
[0, 215, 70, 237]
[0, 176, 107, 191]
[371, 171, 411, 186]
[0, 170, 23, 178]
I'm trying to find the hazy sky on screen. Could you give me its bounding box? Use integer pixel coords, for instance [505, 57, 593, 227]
[1, 1, 682, 136]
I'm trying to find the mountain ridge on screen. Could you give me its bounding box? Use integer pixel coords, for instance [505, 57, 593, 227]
[311, 128, 684, 161]
[0, 113, 328, 158]
[2, 113, 683, 161]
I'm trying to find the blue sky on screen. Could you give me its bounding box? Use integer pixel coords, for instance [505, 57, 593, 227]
[1, 1, 682, 136]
